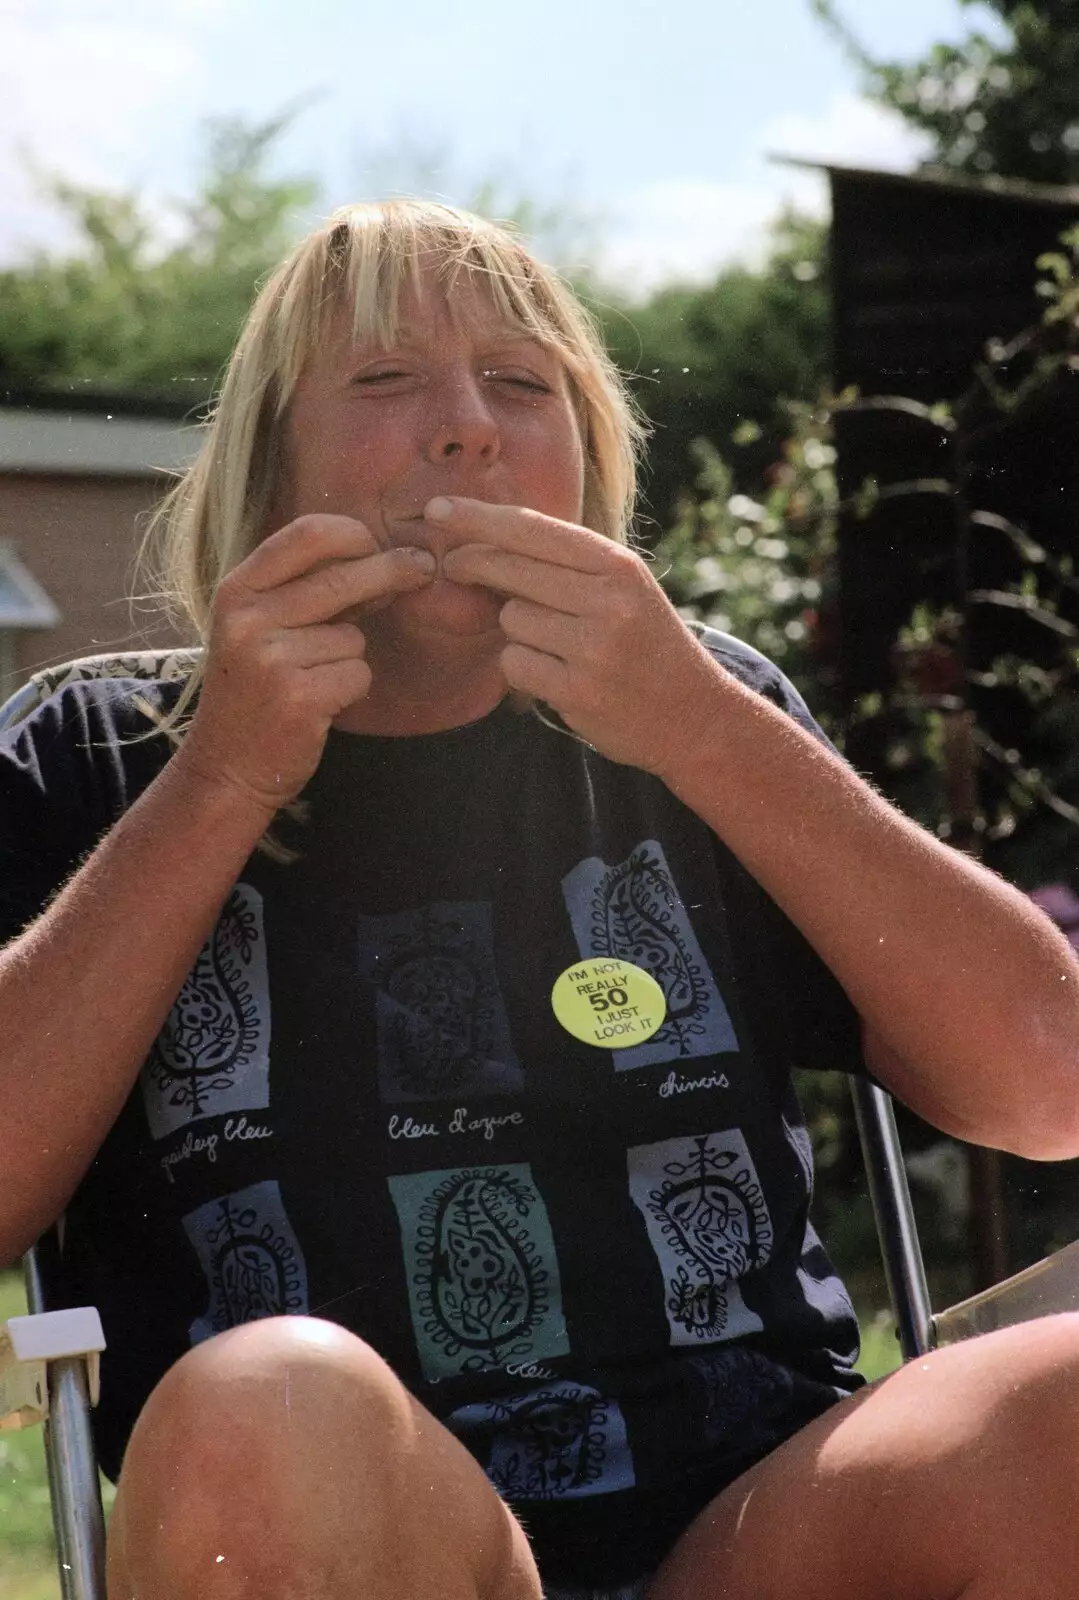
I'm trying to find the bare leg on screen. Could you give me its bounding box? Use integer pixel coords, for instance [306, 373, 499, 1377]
[105, 1316, 541, 1600]
[648, 1312, 1079, 1600]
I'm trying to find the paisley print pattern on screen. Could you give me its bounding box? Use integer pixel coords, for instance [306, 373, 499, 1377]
[357, 902, 523, 1102]
[183, 1180, 308, 1345]
[451, 1381, 634, 1500]
[628, 1132, 773, 1345]
[142, 884, 271, 1138]
[562, 841, 738, 1070]
[389, 1165, 569, 1381]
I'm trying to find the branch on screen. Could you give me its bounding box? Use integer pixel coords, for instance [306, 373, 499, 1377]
[970, 511, 1079, 601]
[967, 589, 1079, 639]
[974, 730, 1079, 829]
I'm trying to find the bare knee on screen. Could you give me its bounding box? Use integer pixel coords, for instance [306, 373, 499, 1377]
[650, 1314, 1079, 1600]
[982, 1313, 1079, 1490]
[108, 1317, 532, 1600]
[108, 1318, 411, 1596]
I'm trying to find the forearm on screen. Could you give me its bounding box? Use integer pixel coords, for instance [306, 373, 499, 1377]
[0, 749, 276, 1263]
[657, 653, 1079, 1158]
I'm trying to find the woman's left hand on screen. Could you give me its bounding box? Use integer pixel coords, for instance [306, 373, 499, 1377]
[431, 495, 719, 775]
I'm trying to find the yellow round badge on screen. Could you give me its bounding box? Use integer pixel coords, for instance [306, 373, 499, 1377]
[551, 958, 667, 1050]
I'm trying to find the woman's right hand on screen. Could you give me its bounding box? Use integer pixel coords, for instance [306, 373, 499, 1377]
[177, 515, 435, 813]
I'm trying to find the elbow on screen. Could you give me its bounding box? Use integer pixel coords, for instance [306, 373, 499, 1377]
[0, 1231, 35, 1273]
[1003, 1126, 1079, 1162]
[1001, 1051, 1079, 1161]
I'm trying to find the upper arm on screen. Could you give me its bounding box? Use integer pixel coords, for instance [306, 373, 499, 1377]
[859, 1021, 983, 1144]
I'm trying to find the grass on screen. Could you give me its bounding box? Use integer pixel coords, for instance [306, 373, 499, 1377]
[856, 1307, 904, 1384]
[0, 1270, 902, 1600]
[0, 1271, 61, 1600]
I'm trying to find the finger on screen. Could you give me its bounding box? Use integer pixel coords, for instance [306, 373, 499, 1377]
[304, 658, 374, 715]
[270, 548, 435, 627]
[425, 496, 617, 573]
[237, 515, 383, 592]
[264, 622, 368, 668]
[499, 598, 582, 660]
[443, 545, 596, 614]
[500, 641, 572, 704]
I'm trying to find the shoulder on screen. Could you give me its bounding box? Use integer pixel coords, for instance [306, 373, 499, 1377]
[1, 675, 185, 807]
[690, 624, 829, 744]
[0, 676, 187, 939]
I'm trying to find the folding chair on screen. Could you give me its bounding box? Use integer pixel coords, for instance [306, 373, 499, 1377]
[0, 649, 198, 1600]
[851, 1077, 1079, 1358]
[1, 646, 1078, 1600]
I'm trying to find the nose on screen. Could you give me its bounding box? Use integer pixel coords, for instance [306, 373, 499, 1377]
[425, 373, 501, 466]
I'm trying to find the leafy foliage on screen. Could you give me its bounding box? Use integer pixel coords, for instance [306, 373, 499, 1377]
[653, 401, 840, 703]
[660, 220, 1079, 891]
[593, 211, 831, 529]
[0, 114, 318, 402]
[812, 0, 1079, 185]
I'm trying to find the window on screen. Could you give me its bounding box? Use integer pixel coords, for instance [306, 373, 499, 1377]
[0, 541, 61, 702]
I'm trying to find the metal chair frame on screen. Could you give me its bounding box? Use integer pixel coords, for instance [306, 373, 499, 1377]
[2, 648, 1078, 1600]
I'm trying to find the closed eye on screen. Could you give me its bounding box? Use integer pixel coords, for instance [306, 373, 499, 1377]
[351, 369, 411, 385]
[484, 370, 552, 394]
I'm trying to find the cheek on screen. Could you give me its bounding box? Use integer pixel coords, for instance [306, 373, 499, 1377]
[519, 418, 586, 521]
[283, 423, 407, 521]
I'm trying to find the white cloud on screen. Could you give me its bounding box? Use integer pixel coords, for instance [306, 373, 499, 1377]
[0, 4, 233, 261]
[758, 91, 933, 185]
[598, 179, 784, 295]
[598, 93, 932, 295]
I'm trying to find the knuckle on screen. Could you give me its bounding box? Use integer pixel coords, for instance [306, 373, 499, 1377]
[612, 541, 645, 573]
[214, 572, 252, 613]
[318, 562, 355, 602]
[601, 579, 636, 628]
[285, 512, 335, 544]
[214, 605, 260, 652]
[287, 513, 326, 536]
[274, 673, 307, 713]
[579, 630, 606, 670]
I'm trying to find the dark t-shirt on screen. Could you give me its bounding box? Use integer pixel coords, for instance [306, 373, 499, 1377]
[0, 629, 865, 1586]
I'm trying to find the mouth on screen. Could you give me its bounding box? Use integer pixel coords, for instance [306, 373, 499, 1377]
[386, 511, 468, 572]
[382, 511, 506, 605]
[389, 515, 446, 568]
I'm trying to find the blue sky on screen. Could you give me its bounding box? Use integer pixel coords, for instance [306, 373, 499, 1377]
[2, 0, 1006, 293]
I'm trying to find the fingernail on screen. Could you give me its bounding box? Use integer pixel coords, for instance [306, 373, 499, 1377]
[404, 547, 437, 569]
[425, 496, 454, 521]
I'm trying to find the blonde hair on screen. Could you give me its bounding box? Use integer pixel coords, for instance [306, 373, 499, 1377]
[146, 199, 647, 675]
[139, 201, 649, 854]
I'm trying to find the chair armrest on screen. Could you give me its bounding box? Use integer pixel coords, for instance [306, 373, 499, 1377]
[0, 1308, 106, 1429]
[932, 1238, 1079, 1347]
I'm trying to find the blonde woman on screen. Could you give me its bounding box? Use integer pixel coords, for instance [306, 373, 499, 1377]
[2, 202, 1079, 1600]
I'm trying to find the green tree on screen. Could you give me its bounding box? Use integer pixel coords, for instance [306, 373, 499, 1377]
[592, 209, 830, 529]
[0, 113, 319, 402]
[654, 403, 840, 698]
[812, 0, 1079, 185]
[0, 114, 610, 408]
